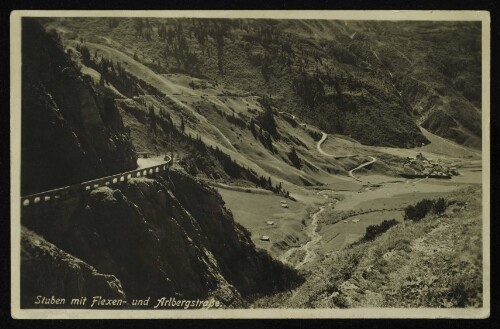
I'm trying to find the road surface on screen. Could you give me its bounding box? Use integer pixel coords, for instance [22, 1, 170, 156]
[21, 156, 172, 204]
[316, 133, 357, 159]
[348, 156, 377, 182]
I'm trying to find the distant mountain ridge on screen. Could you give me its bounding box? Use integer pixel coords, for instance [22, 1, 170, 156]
[44, 17, 481, 149]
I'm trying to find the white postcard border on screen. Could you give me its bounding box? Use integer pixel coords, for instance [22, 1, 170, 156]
[10, 9, 491, 319]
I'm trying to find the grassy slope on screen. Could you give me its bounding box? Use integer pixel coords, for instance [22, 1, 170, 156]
[217, 188, 312, 258]
[44, 17, 481, 149]
[418, 127, 481, 159]
[254, 185, 482, 308]
[60, 28, 388, 192]
[44, 18, 482, 189]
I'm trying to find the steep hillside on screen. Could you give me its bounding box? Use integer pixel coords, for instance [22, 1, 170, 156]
[57, 31, 371, 189]
[22, 19, 137, 195]
[254, 186, 482, 308]
[20, 19, 303, 308]
[43, 18, 481, 149]
[21, 170, 302, 307]
[21, 227, 126, 308]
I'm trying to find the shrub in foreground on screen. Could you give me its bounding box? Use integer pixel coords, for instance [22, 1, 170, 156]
[362, 219, 399, 241]
[404, 198, 448, 221]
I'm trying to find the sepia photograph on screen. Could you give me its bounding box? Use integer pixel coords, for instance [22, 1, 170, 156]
[10, 10, 490, 319]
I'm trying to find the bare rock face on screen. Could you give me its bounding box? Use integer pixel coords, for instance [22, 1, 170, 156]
[21, 226, 126, 308]
[161, 171, 303, 297]
[19, 19, 302, 306]
[21, 171, 302, 307]
[21, 19, 137, 195]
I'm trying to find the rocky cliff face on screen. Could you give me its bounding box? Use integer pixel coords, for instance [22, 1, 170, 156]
[21, 227, 126, 308]
[20, 19, 300, 308]
[21, 19, 137, 195]
[21, 170, 302, 307]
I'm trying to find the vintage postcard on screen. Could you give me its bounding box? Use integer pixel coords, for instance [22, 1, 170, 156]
[10, 10, 490, 319]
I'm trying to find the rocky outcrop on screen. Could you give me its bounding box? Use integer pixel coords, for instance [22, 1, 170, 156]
[21, 19, 137, 195]
[21, 226, 125, 308]
[162, 171, 302, 297]
[21, 170, 302, 307]
[421, 108, 481, 150]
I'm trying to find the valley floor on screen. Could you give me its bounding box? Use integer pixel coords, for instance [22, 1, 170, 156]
[216, 147, 482, 308]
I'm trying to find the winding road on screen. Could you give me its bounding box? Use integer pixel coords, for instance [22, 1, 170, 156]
[316, 133, 333, 157]
[87, 42, 238, 153]
[316, 133, 357, 159]
[21, 156, 172, 206]
[316, 132, 377, 182]
[348, 156, 377, 182]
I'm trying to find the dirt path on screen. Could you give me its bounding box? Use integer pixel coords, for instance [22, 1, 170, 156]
[281, 201, 334, 269]
[137, 156, 165, 169]
[412, 177, 428, 184]
[206, 180, 274, 195]
[86, 42, 237, 153]
[316, 133, 357, 159]
[348, 156, 377, 182]
[316, 133, 331, 157]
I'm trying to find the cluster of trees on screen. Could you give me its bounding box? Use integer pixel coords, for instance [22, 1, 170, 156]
[404, 198, 447, 221]
[148, 104, 158, 135]
[287, 146, 301, 169]
[240, 25, 299, 80]
[281, 113, 298, 128]
[225, 111, 246, 129]
[260, 53, 273, 82]
[129, 99, 288, 196]
[76, 44, 164, 99]
[257, 176, 289, 196]
[292, 70, 359, 113]
[106, 18, 119, 29]
[244, 34, 295, 75]
[292, 71, 326, 111]
[97, 56, 124, 89]
[196, 137, 259, 187]
[240, 23, 280, 51]
[128, 18, 312, 82]
[257, 95, 278, 137]
[327, 41, 359, 66]
[362, 219, 398, 242]
[248, 119, 275, 153]
[138, 18, 306, 79]
[183, 135, 288, 196]
[188, 79, 209, 90]
[281, 42, 294, 61]
[162, 22, 201, 74]
[235, 95, 279, 153]
[77, 43, 91, 66]
[156, 22, 176, 42]
[208, 21, 230, 75]
[137, 19, 234, 76]
[133, 18, 155, 40]
[306, 129, 322, 141]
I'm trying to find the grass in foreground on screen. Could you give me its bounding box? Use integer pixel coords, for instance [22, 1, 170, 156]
[253, 185, 482, 308]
